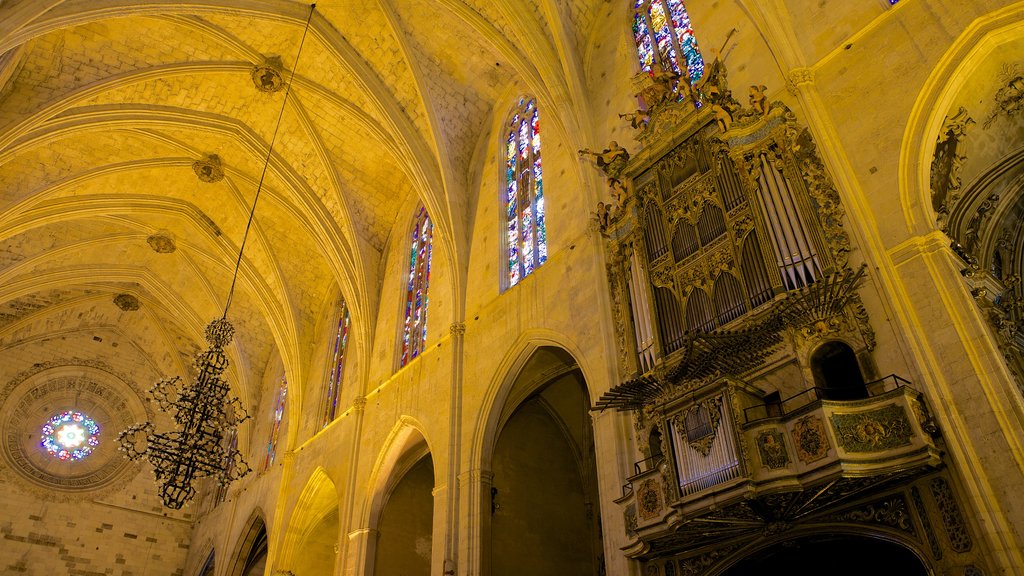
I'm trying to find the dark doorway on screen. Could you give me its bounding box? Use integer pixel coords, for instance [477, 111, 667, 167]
[811, 341, 868, 400]
[721, 534, 928, 576]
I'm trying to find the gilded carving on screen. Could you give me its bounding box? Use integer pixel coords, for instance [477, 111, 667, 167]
[251, 57, 285, 93]
[676, 397, 722, 457]
[146, 231, 176, 253]
[822, 496, 914, 534]
[911, 486, 943, 560]
[756, 429, 789, 469]
[785, 120, 851, 269]
[983, 63, 1024, 128]
[930, 477, 972, 552]
[193, 154, 225, 183]
[624, 503, 638, 537]
[830, 404, 914, 452]
[792, 414, 830, 463]
[930, 107, 974, 229]
[113, 293, 140, 311]
[675, 542, 745, 576]
[637, 478, 663, 520]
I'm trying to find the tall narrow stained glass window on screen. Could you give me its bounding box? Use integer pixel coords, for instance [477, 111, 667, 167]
[321, 300, 350, 428]
[632, 0, 704, 84]
[264, 378, 287, 471]
[505, 98, 547, 288]
[401, 207, 433, 367]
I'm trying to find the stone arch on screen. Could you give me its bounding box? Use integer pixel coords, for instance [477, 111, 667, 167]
[362, 418, 437, 576]
[277, 467, 341, 576]
[226, 508, 269, 576]
[474, 337, 603, 576]
[898, 2, 1024, 236]
[711, 526, 933, 576]
[362, 417, 436, 531]
[472, 330, 598, 473]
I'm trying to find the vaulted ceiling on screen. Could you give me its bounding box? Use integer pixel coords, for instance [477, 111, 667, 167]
[0, 0, 611, 409]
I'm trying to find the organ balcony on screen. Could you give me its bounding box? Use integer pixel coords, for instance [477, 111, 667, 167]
[610, 374, 941, 558]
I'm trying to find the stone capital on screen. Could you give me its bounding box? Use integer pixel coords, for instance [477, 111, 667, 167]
[786, 67, 815, 94]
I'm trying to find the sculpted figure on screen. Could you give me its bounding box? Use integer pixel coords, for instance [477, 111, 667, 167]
[749, 84, 768, 115]
[619, 109, 651, 130]
[579, 141, 631, 203]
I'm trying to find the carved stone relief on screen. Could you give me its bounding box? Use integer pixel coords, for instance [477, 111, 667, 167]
[638, 478, 664, 520]
[792, 414, 830, 463]
[911, 485, 943, 560]
[756, 429, 789, 469]
[983, 63, 1024, 128]
[819, 496, 915, 535]
[930, 107, 974, 230]
[930, 477, 972, 553]
[830, 404, 914, 452]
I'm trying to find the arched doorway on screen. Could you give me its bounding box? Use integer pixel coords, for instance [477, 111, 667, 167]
[490, 347, 601, 576]
[227, 513, 268, 576]
[810, 341, 867, 400]
[373, 454, 434, 576]
[283, 469, 339, 576]
[721, 534, 928, 576]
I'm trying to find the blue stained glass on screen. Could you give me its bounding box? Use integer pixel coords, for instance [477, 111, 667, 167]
[264, 378, 287, 470]
[400, 207, 432, 367]
[321, 300, 349, 428]
[505, 99, 548, 288]
[633, 0, 704, 85]
[666, 0, 703, 82]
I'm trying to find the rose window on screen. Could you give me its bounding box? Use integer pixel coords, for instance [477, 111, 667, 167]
[41, 410, 100, 461]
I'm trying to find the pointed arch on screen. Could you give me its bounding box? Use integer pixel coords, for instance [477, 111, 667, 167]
[277, 467, 340, 575]
[226, 508, 268, 576]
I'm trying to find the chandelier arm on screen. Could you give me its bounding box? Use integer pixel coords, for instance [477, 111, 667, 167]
[222, 2, 318, 318]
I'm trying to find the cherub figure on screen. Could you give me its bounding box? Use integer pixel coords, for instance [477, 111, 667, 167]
[648, 62, 680, 106]
[619, 109, 651, 130]
[749, 84, 768, 115]
[711, 103, 733, 132]
[579, 141, 631, 203]
[580, 141, 630, 182]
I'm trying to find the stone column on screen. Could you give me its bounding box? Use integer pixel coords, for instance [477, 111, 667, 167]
[457, 468, 493, 576]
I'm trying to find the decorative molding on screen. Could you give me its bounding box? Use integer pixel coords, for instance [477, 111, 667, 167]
[755, 429, 789, 469]
[930, 107, 974, 230]
[251, 57, 286, 93]
[830, 404, 914, 452]
[624, 503, 638, 538]
[146, 230, 177, 253]
[792, 414, 830, 463]
[448, 322, 466, 337]
[911, 485, 943, 560]
[983, 63, 1023, 128]
[113, 293, 140, 311]
[192, 154, 225, 183]
[820, 496, 915, 535]
[930, 477, 972, 552]
[637, 478, 663, 520]
[786, 67, 815, 94]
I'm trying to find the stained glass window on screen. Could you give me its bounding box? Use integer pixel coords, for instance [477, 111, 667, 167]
[264, 378, 287, 470]
[632, 0, 704, 84]
[41, 410, 99, 461]
[505, 98, 548, 288]
[400, 207, 433, 367]
[321, 299, 350, 428]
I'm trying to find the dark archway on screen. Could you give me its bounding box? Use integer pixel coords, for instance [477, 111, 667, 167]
[227, 512, 268, 576]
[811, 341, 867, 400]
[721, 534, 928, 576]
[490, 355, 600, 576]
[373, 455, 434, 576]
